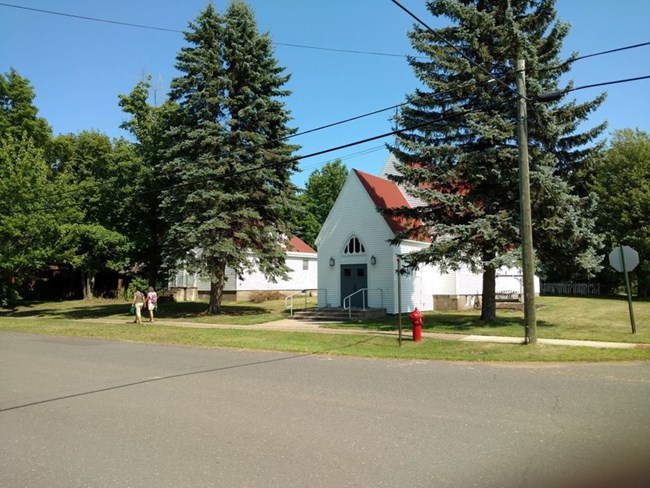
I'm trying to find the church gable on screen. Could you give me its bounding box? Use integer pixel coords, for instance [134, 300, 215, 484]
[315, 170, 395, 248]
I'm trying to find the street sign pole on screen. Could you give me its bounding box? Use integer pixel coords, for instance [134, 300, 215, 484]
[620, 246, 637, 334]
[397, 256, 402, 347]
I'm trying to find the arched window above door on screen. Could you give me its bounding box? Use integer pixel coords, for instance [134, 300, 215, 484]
[343, 236, 366, 255]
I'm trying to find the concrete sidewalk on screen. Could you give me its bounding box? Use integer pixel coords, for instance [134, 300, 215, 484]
[85, 317, 649, 350]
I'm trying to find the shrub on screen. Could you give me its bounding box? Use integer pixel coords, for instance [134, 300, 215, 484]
[122, 276, 150, 300]
[249, 291, 285, 303]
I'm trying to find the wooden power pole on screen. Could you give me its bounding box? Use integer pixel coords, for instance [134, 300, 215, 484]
[516, 59, 537, 344]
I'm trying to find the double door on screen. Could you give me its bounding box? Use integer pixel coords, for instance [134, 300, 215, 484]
[340, 264, 368, 308]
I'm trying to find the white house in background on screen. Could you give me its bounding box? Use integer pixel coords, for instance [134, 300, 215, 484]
[170, 236, 317, 302]
[315, 156, 539, 314]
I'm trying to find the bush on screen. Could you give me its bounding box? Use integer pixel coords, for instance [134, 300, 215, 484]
[249, 291, 285, 303]
[122, 276, 150, 300]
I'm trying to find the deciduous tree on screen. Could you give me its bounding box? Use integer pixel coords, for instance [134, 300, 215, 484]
[295, 159, 348, 247]
[590, 129, 650, 298]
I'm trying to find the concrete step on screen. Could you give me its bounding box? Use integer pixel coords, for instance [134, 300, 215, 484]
[289, 307, 387, 322]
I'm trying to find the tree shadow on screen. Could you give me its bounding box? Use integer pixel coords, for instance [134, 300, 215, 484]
[0, 300, 275, 320]
[330, 311, 556, 333]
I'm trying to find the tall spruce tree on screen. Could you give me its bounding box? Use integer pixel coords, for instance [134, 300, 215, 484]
[387, 0, 604, 320]
[162, 1, 299, 314]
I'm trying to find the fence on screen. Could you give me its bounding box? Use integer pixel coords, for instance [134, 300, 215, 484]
[540, 283, 601, 296]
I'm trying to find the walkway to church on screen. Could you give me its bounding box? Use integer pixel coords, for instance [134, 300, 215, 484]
[84, 317, 648, 350]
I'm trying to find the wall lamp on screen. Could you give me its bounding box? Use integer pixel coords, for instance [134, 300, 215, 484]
[370, 255, 377, 265]
[329, 257, 335, 267]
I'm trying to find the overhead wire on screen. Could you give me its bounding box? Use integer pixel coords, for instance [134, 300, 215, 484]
[0, 2, 418, 59]
[3, 1, 647, 215]
[2, 103, 507, 216]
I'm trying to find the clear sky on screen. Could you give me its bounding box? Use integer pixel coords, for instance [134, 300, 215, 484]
[2, 0, 649, 188]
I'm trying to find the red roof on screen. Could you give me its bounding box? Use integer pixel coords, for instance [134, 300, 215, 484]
[354, 169, 430, 241]
[287, 236, 316, 254]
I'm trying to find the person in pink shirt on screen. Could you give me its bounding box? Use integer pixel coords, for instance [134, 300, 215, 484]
[145, 287, 158, 323]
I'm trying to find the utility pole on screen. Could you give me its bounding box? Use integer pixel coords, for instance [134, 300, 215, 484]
[516, 59, 537, 344]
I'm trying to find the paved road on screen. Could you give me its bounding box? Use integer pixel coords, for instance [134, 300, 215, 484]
[1, 332, 649, 487]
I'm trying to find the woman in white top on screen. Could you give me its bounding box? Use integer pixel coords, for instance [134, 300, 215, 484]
[146, 286, 158, 323]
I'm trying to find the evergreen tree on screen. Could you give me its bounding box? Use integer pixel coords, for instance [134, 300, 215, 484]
[386, 0, 604, 320]
[163, 2, 299, 314]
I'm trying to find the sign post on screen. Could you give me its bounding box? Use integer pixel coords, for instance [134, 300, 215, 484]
[608, 245, 639, 333]
[396, 255, 402, 347]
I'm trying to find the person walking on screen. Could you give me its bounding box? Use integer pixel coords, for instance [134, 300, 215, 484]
[146, 286, 158, 323]
[132, 288, 145, 324]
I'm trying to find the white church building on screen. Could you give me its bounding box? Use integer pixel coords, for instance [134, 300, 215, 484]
[315, 155, 538, 314]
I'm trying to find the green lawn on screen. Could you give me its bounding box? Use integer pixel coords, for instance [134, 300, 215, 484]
[0, 296, 648, 362]
[334, 296, 650, 344]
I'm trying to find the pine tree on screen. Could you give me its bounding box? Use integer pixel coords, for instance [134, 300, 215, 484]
[387, 0, 604, 320]
[162, 2, 299, 314]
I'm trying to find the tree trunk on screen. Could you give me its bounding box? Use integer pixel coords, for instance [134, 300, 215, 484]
[207, 259, 227, 315]
[480, 266, 496, 321]
[81, 271, 95, 300]
[637, 268, 649, 300]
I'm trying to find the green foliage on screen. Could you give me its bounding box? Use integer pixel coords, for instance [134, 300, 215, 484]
[119, 77, 176, 286]
[0, 133, 71, 305]
[162, 2, 300, 314]
[590, 129, 650, 297]
[295, 160, 348, 247]
[50, 131, 138, 297]
[386, 0, 605, 318]
[0, 68, 52, 151]
[123, 276, 149, 300]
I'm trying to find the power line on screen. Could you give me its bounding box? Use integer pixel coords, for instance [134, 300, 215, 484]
[0, 2, 417, 59]
[536, 75, 650, 102]
[389, 0, 517, 96]
[541, 41, 650, 74]
[3, 105, 495, 216]
[571, 41, 650, 64]
[570, 75, 650, 92]
[389, 0, 650, 98]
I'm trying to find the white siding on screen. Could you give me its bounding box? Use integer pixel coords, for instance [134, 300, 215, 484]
[456, 265, 484, 296]
[236, 254, 317, 291]
[392, 241, 435, 313]
[316, 171, 397, 309]
[172, 253, 317, 293]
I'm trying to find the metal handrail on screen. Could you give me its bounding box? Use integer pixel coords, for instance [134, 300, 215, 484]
[342, 288, 383, 319]
[284, 290, 307, 317]
[285, 289, 324, 316]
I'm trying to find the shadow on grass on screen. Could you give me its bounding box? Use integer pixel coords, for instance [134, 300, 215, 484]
[328, 311, 556, 333]
[0, 300, 276, 320]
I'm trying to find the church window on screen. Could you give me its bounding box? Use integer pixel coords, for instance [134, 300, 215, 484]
[343, 236, 365, 255]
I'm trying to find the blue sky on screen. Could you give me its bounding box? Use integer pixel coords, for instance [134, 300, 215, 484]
[2, 0, 648, 188]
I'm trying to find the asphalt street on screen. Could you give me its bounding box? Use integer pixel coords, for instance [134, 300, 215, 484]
[1, 331, 649, 487]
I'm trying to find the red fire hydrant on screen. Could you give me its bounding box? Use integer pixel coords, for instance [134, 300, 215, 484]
[409, 308, 424, 342]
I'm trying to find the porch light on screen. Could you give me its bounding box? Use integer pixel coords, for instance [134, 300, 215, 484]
[370, 255, 377, 265]
[329, 257, 335, 267]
